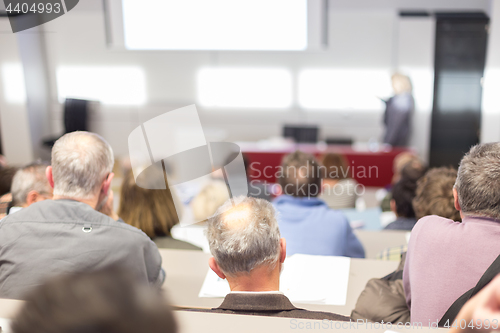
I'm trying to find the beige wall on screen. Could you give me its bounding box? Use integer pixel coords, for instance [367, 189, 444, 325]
[0, 19, 34, 165]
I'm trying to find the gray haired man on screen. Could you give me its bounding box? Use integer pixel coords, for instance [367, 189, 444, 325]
[403, 143, 500, 325]
[0, 131, 165, 299]
[203, 196, 348, 320]
[9, 162, 53, 214]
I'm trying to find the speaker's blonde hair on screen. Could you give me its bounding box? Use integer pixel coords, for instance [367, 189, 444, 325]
[392, 73, 413, 94]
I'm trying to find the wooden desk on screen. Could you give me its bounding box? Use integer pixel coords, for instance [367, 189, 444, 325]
[160, 249, 399, 316]
[175, 311, 447, 333]
[354, 230, 408, 259]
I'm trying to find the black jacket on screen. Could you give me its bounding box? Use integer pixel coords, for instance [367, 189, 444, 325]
[383, 93, 414, 147]
[189, 293, 349, 321]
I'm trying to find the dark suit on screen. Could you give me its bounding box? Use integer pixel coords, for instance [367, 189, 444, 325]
[188, 293, 350, 321]
[383, 93, 414, 147]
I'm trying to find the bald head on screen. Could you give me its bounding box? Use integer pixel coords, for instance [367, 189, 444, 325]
[206, 196, 281, 277]
[220, 202, 254, 230]
[51, 131, 114, 200]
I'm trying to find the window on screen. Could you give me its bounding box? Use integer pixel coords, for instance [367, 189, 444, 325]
[298, 69, 392, 111]
[482, 69, 500, 115]
[1, 63, 26, 104]
[56, 66, 147, 105]
[399, 68, 434, 111]
[198, 68, 292, 109]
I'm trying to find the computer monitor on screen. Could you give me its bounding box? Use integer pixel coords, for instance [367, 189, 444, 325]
[283, 125, 318, 143]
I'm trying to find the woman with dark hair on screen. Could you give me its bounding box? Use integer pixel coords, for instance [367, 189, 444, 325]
[383, 177, 418, 230]
[118, 170, 201, 250]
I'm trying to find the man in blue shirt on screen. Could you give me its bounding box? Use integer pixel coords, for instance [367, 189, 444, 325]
[273, 151, 365, 258]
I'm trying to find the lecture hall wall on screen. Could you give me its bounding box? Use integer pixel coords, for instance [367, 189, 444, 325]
[0, 0, 497, 165]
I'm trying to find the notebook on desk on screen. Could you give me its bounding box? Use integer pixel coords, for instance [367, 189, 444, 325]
[198, 254, 351, 306]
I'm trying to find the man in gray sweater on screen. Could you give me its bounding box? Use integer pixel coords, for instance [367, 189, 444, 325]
[198, 196, 348, 320]
[0, 131, 165, 299]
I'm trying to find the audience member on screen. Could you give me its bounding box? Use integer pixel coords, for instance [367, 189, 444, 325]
[319, 153, 358, 209]
[119, 170, 201, 250]
[356, 167, 466, 324]
[201, 196, 349, 320]
[0, 166, 18, 197]
[0, 154, 8, 169]
[0, 131, 164, 299]
[9, 162, 53, 214]
[384, 178, 417, 230]
[191, 180, 229, 221]
[0, 193, 12, 218]
[403, 143, 500, 325]
[413, 167, 461, 221]
[274, 151, 364, 257]
[392, 152, 420, 184]
[400, 158, 427, 183]
[11, 266, 177, 333]
[378, 166, 460, 261]
[381, 152, 423, 211]
[190, 153, 272, 223]
[0, 157, 28, 217]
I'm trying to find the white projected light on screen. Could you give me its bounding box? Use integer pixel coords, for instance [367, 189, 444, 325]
[299, 69, 392, 111]
[198, 68, 292, 109]
[122, 0, 307, 51]
[57, 67, 146, 105]
[400, 68, 434, 111]
[1, 63, 27, 104]
[482, 69, 500, 115]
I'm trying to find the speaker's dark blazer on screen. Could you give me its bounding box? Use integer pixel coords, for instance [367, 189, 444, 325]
[189, 293, 350, 321]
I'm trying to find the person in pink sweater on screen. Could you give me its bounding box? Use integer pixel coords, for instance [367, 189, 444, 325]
[403, 143, 500, 326]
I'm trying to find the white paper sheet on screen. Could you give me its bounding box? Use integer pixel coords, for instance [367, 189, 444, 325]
[0, 318, 11, 333]
[198, 254, 351, 306]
